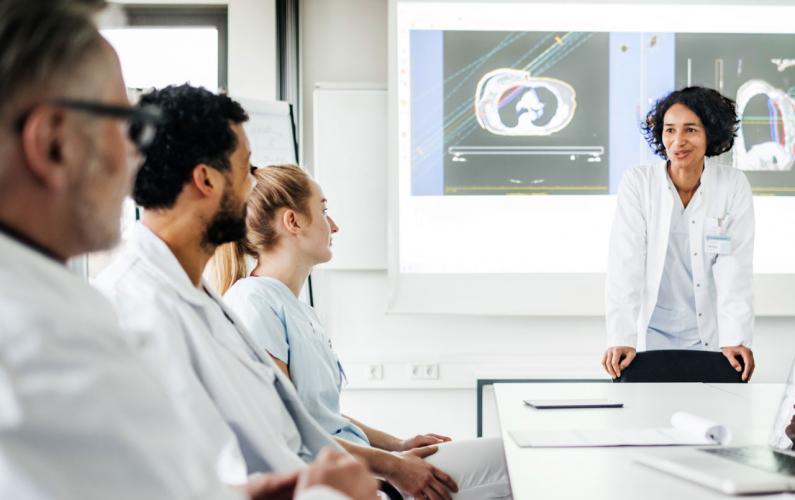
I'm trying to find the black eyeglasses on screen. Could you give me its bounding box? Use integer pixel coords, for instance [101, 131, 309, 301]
[15, 98, 163, 151]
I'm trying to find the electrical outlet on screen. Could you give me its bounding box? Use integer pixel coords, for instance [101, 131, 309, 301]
[367, 364, 384, 380]
[409, 363, 439, 380]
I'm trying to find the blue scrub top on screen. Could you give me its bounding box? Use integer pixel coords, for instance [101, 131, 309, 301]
[224, 276, 370, 446]
[647, 174, 703, 350]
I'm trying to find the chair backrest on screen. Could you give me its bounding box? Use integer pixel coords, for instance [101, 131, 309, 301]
[613, 349, 745, 383]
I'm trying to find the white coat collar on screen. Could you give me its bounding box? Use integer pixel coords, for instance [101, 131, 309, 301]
[129, 223, 210, 307]
[130, 224, 274, 372]
[129, 224, 271, 355]
[656, 156, 715, 189]
[0, 230, 75, 286]
[657, 156, 716, 214]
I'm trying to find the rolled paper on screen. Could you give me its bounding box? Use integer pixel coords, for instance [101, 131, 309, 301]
[671, 411, 732, 445]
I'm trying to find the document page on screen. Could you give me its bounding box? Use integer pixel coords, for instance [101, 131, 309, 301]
[509, 412, 731, 448]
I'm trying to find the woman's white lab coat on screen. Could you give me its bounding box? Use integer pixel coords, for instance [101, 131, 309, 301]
[606, 158, 755, 351]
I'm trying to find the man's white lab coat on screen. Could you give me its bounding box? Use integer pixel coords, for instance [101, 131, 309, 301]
[94, 224, 345, 475]
[0, 231, 243, 500]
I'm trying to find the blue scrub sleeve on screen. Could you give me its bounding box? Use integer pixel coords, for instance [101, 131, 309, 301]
[227, 290, 291, 364]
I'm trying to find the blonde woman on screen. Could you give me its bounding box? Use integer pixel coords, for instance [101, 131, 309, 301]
[215, 165, 512, 500]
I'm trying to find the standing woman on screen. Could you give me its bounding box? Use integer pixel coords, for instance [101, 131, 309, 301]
[213, 165, 512, 500]
[602, 86, 755, 381]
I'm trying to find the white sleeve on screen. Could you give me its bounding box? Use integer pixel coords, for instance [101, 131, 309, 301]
[713, 172, 754, 348]
[605, 170, 647, 348]
[0, 320, 246, 500]
[295, 485, 351, 500]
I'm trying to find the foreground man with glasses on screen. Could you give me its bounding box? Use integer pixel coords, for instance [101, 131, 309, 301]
[0, 2, 376, 499]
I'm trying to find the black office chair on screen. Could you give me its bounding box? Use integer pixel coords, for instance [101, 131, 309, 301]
[613, 349, 746, 383]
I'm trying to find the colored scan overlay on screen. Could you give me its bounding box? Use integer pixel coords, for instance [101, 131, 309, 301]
[675, 34, 795, 196]
[410, 31, 795, 196]
[411, 30, 610, 196]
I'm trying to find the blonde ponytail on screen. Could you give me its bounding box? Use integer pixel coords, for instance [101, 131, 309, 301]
[212, 240, 249, 295]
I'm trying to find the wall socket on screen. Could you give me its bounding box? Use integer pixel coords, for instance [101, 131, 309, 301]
[367, 364, 384, 380]
[409, 363, 439, 380]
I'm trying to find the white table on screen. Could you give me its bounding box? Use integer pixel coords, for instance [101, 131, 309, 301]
[474, 365, 607, 436]
[495, 382, 791, 499]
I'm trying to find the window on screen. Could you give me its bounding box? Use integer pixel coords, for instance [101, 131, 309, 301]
[81, 5, 228, 281]
[102, 27, 219, 90]
[117, 5, 227, 90]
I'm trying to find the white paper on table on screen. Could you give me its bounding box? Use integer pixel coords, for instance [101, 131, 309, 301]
[509, 411, 732, 448]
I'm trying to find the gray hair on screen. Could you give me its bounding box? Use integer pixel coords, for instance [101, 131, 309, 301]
[0, 0, 108, 122]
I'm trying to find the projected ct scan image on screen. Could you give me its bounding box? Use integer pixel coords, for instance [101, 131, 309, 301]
[411, 30, 609, 196]
[409, 30, 795, 197]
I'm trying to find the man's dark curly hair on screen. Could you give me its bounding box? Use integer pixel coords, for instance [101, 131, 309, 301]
[642, 86, 738, 159]
[133, 84, 248, 209]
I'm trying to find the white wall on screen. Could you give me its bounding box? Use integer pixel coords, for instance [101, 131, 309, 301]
[299, 0, 388, 167]
[300, 0, 795, 440]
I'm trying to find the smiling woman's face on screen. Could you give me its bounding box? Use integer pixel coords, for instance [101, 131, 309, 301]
[662, 103, 708, 171]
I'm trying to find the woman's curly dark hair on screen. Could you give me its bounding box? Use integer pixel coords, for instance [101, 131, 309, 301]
[133, 84, 248, 209]
[642, 86, 739, 159]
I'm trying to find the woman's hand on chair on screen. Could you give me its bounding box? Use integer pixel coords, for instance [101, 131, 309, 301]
[601, 346, 637, 379]
[721, 345, 755, 381]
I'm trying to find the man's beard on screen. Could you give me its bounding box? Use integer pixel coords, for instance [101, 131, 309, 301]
[202, 187, 247, 249]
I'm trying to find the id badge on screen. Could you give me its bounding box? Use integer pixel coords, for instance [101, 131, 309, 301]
[705, 234, 732, 255]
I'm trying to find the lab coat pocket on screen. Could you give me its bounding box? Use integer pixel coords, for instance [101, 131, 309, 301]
[706, 213, 733, 232]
